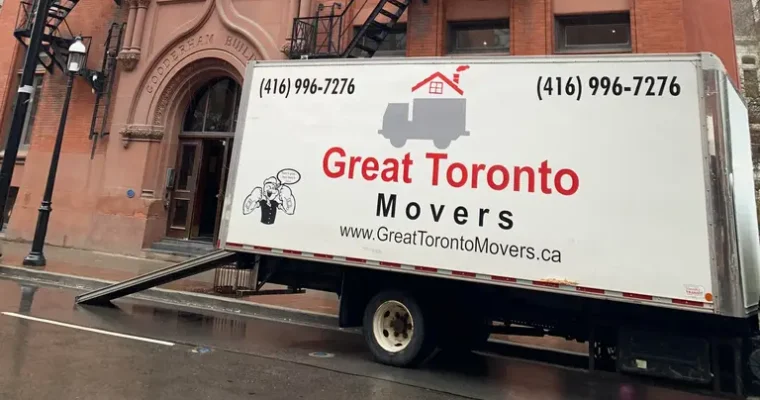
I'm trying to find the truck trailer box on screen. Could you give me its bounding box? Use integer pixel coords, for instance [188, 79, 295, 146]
[74, 52, 760, 393]
[221, 53, 760, 319]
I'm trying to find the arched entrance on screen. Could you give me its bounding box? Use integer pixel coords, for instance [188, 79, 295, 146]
[166, 76, 242, 241]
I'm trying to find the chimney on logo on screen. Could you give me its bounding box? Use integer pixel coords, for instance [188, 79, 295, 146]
[453, 65, 470, 84]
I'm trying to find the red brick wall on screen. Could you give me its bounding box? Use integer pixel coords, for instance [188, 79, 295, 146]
[631, 0, 686, 54]
[4, 0, 124, 248]
[682, 0, 740, 84]
[407, 0, 445, 57]
[510, 0, 550, 55]
[399, 0, 735, 63]
[0, 0, 23, 127]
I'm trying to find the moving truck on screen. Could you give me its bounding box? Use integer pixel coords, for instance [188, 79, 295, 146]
[79, 53, 760, 396]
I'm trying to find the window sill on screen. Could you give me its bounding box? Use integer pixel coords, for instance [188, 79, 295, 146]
[0, 149, 29, 165]
[444, 51, 510, 57]
[554, 47, 633, 55]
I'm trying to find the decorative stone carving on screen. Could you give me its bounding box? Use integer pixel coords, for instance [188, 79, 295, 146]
[137, 0, 151, 7]
[120, 125, 164, 148]
[152, 58, 226, 126]
[117, 50, 140, 71]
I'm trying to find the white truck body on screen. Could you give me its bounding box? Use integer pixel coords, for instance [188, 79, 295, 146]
[219, 53, 760, 319]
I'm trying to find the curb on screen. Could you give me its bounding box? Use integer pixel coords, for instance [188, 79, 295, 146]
[0, 264, 340, 329]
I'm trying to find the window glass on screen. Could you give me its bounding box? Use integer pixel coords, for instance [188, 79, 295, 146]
[555, 13, 631, 52]
[182, 78, 242, 133]
[448, 20, 510, 54]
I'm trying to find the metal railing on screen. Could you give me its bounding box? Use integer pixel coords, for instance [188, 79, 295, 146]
[287, 0, 372, 59]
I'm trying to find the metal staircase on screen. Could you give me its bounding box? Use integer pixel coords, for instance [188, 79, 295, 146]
[89, 23, 125, 159]
[12, 0, 117, 90]
[13, 0, 124, 158]
[288, 0, 411, 59]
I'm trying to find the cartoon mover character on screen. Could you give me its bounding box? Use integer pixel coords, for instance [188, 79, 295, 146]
[243, 175, 296, 224]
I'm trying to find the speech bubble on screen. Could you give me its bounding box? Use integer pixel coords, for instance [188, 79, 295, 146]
[277, 168, 301, 185]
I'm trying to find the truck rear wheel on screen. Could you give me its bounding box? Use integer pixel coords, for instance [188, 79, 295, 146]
[363, 290, 435, 367]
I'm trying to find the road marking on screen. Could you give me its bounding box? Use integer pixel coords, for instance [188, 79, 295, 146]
[1, 312, 175, 346]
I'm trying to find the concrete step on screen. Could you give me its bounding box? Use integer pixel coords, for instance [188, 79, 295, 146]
[149, 238, 214, 257]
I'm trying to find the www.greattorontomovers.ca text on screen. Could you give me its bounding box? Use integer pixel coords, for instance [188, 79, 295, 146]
[339, 225, 562, 263]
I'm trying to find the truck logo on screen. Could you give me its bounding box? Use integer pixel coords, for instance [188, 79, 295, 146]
[378, 65, 471, 150]
[242, 168, 300, 224]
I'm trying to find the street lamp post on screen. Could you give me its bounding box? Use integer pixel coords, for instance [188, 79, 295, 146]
[23, 37, 87, 267]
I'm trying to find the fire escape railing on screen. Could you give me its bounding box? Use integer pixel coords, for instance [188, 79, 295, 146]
[287, 0, 411, 59]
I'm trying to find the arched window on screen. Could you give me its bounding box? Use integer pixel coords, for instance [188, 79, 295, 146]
[183, 77, 242, 133]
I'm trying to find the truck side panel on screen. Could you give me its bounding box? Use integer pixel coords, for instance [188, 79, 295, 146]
[722, 72, 760, 312]
[221, 55, 729, 314]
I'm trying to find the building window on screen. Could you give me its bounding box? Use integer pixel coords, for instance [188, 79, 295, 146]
[447, 20, 510, 54]
[353, 23, 407, 57]
[2, 186, 17, 231]
[742, 56, 760, 99]
[183, 77, 242, 133]
[555, 12, 631, 53]
[3, 72, 44, 149]
[20, 74, 44, 146]
[745, 69, 760, 99]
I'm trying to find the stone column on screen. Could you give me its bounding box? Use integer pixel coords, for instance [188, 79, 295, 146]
[122, 0, 138, 50]
[132, 0, 150, 53]
[118, 0, 140, 71]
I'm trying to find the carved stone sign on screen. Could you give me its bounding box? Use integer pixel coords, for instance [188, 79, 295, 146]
[145, 33, 258, 95]
[146, 33, 215, 94]
[225, 35, 256, 62]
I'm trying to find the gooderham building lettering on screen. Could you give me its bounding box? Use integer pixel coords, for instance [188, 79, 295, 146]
[0, 0, 741, 257]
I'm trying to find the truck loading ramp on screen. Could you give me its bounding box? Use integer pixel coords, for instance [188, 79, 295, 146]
[75, 249, 238, 305]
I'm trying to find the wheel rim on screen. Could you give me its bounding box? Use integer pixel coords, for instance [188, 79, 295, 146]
[372, 300, 414, 353]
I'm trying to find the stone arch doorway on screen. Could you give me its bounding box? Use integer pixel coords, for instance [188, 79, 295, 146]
[166, 76, 242, 242]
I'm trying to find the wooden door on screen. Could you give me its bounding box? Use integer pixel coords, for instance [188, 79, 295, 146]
[167, 139, 203, 238]
[212, 138, 233, 243]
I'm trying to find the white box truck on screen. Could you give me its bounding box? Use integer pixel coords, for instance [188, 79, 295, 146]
[77, 52, 760, 396]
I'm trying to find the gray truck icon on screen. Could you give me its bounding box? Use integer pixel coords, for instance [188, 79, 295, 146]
[378, 66, 471, 150]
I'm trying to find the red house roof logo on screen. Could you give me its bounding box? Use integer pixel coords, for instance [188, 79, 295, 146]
[411, 65, 470, 96]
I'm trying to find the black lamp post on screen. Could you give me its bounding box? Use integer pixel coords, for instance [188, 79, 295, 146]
[23, 37, 87, 267]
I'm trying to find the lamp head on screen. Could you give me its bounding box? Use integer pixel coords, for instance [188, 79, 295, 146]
[67, 37, 87, 74]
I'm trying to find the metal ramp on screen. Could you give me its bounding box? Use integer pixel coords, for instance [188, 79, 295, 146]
[75, 249, 238, 305]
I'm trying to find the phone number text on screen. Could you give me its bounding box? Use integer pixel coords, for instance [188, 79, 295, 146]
[259, 77, 356, 98]
[536, 76, 682, 101]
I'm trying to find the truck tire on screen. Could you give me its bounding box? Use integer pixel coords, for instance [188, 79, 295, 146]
[363, 290, 435, 367]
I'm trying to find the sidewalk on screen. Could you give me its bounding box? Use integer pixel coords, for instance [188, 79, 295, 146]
[0, 239, 586, 354]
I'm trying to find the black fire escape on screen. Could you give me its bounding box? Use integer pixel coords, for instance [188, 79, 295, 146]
[13, 0, 125, 158]
[287, 0, 414, 59]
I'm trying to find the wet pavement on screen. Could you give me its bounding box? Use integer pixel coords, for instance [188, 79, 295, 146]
[0, 277, 725, 400]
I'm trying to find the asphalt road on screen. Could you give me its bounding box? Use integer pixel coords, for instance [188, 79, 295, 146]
[0, 278, 723, 400]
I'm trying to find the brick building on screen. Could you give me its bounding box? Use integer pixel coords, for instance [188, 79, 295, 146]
[0, 0, 741, 257]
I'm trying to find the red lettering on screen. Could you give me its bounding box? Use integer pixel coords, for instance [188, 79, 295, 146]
[471, 164, 485, 188]
[348, 156, 362, 178]
[513, 166, 535, 192]
[323, 146, 345, 178]
[555, 168, 580, 195]
[362, 157, 379, 180]
[426, 152, 447, 186]
[323, 146, 412, 183]
[401, 153, 413, 184]
[487, 165, 509, 190]
[539, 160, 552, 194]
[447, 162, 468, 188]
[381, 159, 399, 182]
